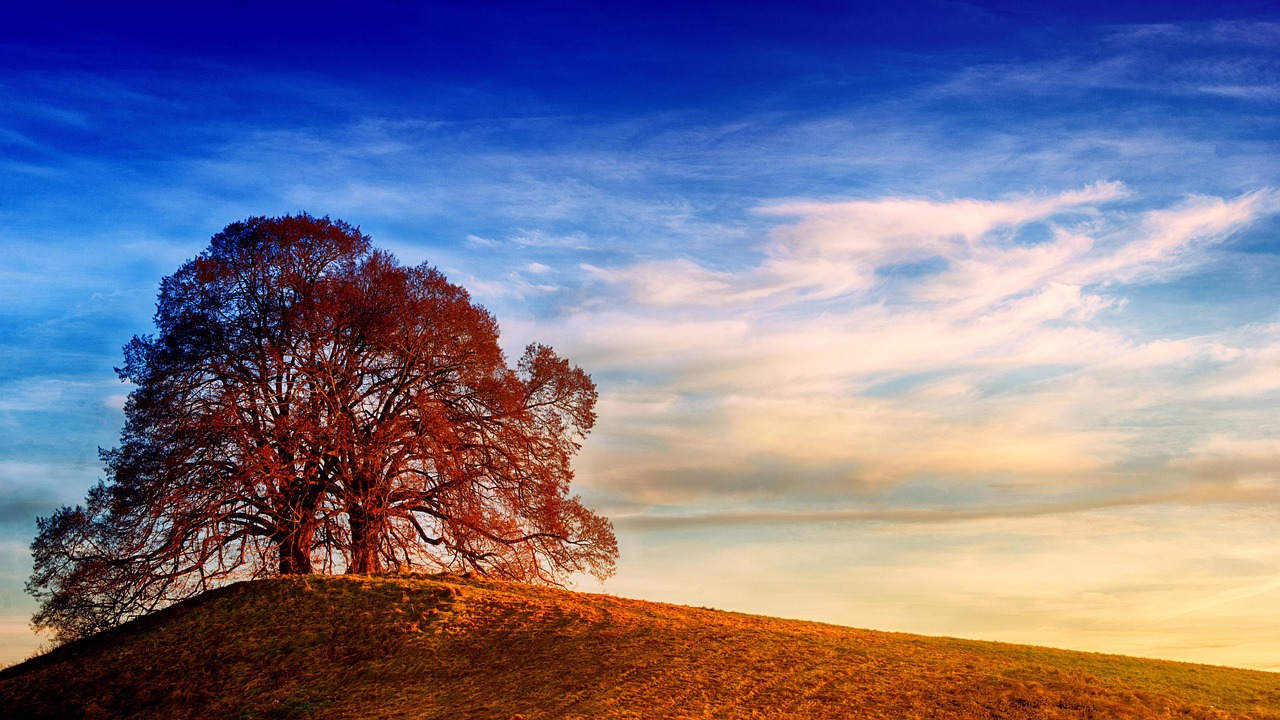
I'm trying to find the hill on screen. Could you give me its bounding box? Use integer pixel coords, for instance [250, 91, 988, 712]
[1, 574, 1277, 719]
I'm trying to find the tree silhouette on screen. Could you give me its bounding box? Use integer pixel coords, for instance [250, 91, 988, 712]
[28, 214, 616, 643]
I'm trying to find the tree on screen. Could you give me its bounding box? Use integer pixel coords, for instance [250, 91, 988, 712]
[28, 214, 616, 643]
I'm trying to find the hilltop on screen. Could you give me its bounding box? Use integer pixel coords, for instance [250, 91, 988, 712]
[1, 574, 1277, 719]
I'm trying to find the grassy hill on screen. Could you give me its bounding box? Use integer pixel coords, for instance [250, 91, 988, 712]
[1, 574, 1277, 719]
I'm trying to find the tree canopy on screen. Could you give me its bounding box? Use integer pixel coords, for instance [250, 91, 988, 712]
[28, 214, 616, 643]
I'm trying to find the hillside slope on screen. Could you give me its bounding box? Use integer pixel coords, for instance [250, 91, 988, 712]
[1, 574, 1277, 719]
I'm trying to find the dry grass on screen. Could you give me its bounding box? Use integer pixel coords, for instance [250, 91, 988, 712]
[1, 574, 1277, 719]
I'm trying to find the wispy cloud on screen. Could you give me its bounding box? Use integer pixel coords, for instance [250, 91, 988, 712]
[933, 20, 1280, 102]
[537, 186, 1280, 520]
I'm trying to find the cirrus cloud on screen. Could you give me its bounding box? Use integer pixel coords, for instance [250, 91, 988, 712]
[538, 185, 1280, 520]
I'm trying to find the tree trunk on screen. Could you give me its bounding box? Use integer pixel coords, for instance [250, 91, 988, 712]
[278, 522, 313, 575]
[346, 504, 384, 575]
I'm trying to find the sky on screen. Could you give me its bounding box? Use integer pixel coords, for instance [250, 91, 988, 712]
[2, 0, 1279, 670]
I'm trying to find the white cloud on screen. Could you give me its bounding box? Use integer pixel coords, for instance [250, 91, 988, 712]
[539, 186, 1280, 513]
[0, 377, 121, 413]
[593, 185, 1280, 318]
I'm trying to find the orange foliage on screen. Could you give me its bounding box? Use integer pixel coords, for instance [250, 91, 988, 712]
[28, 215, 615, 643]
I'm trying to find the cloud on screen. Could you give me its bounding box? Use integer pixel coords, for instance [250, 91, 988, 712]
[1103, 190, 1280, 281]
[0, 461, 93, 533]
[0, 377, 119, 413]
[933, 21, 1280, 103]
[616, 494, 1174, 531]
[592, 185, 1280, 317]
[590, 188, 1106, 310]
[1198, 334, 1280, 396]
[540, 186, 1280, 518]
[760, 180, 1126, 242]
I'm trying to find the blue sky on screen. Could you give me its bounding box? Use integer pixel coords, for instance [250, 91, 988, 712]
[3, 1, 1279, 669]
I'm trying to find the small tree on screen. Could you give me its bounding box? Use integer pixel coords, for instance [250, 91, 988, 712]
[28, 214, 616, 643]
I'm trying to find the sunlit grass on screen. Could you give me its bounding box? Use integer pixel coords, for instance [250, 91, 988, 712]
[2, 573, 1277, 718]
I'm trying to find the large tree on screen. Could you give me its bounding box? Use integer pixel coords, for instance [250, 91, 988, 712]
[28, 214, 616, 643]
